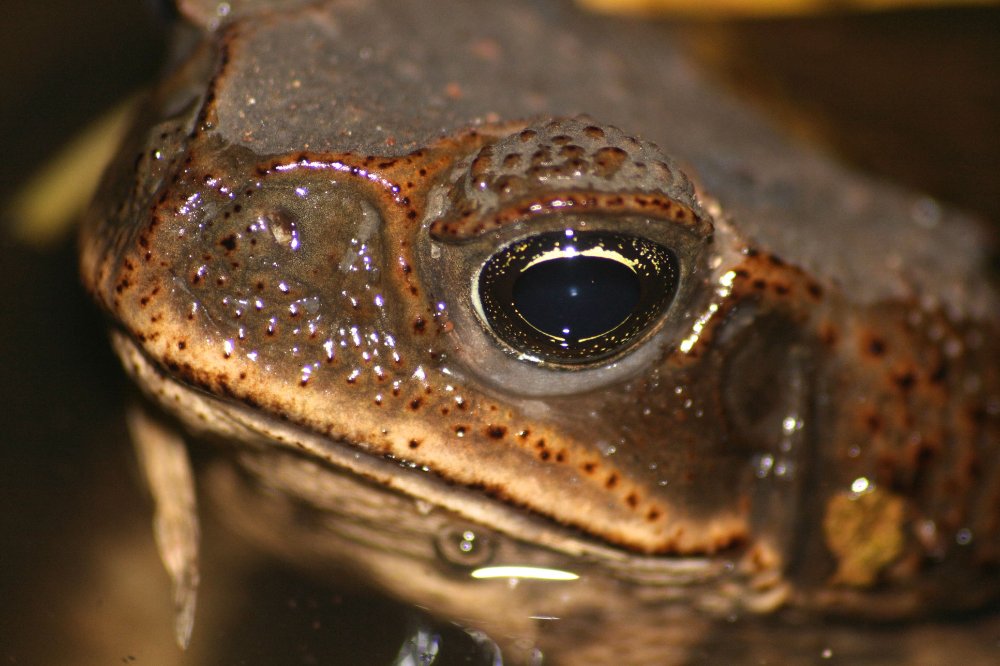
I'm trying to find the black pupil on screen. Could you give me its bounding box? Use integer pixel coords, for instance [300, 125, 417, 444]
[512, 256, 639, 342]
[477, 230, 678, 364]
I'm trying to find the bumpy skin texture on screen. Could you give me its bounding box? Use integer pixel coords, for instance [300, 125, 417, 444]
[81, 0, 1000, 662]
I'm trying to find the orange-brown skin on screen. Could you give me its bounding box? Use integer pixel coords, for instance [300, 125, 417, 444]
[81, 0, 999, 660]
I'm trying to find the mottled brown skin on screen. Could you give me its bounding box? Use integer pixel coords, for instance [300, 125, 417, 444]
[81, 0, 1000, 662]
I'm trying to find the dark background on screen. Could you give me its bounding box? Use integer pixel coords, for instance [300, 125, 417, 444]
[1, 2, 997, 664]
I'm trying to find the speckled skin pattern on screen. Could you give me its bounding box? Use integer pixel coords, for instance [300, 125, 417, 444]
[81, 0, 999, 661]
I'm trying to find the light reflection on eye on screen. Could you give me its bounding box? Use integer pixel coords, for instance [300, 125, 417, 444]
[470, 566, 579, 581]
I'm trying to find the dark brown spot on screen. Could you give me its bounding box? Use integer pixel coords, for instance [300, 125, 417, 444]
[646, 508, 661, 521]
[865, 413, 882, 433]
[409, 398, 423, 410]
[219, 234, 237, 251]
[408, 439, 421, 449]
[625, 493, 639, 508]
[929, 361, 949, 384]
[895, 371, 917, 391]
[867, 337, 887, 357]
[486, 425, 507, 439]
[605, 473, 619, 489]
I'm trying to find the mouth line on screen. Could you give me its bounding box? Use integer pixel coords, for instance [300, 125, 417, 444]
[108, 329, 747, 586]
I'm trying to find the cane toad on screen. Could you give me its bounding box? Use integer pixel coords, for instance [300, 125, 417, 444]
[80, 0, 1000, 662]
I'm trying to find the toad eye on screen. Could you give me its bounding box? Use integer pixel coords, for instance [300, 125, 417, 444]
[474, 230, 679, 365]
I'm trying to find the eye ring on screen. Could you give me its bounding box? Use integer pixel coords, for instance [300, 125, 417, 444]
[474, 229, 679, 366]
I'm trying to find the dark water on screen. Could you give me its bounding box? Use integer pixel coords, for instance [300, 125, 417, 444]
[1, 2, 998, 664]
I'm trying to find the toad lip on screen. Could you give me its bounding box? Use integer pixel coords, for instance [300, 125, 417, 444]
[109, 327, 743, 577]
[113, 328, 802, 626]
